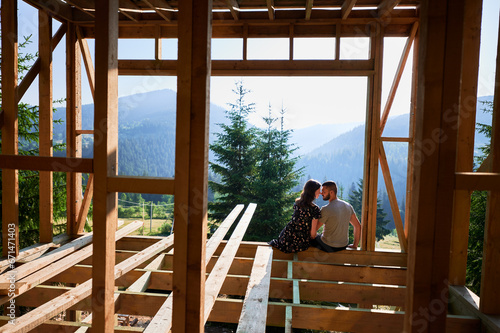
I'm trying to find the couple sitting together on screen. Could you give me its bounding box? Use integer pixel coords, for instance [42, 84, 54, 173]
[268, 179, 361, 253]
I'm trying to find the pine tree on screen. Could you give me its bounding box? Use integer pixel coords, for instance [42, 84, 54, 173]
[209, 82, 258, 222]
[246, 105, 302, 240]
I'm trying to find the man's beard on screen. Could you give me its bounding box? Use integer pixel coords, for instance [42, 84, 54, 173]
[323, 193, 330, 201]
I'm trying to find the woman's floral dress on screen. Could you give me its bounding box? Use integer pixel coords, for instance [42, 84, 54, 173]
[268, 202, 321, 253]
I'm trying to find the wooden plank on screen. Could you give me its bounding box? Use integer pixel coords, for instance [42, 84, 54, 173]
[236, 246, 273, 333]
[0, 155, 93, 173]
[480, 8, 500, 314]
[0, 112, 3, 129]
[0, 221, 143, 297]
[142, 0, 171, 22]
[107, 176, 174, 194]
[76, 129, 94, 135]
[17, 23, 66, 103]
[285, 259, 293, 333]
[0, 235, 173, 333]
[449, 286, 500, 333]
[76, 27, 95, 100]
[0, 232, 95, 290]
[305, 0, 313, 20]
[379, 143, 407, 252]
[66, 22, 83, 236]
[1, 0, 19, 258]
[118, 59, 375, 76]
[39, 10, 54, 243]
[92, 0, 119, 331]
[341, 0, 357, 20]
[380, 21, 418, 135]
[455, 172, 500, 191]
[172, 1, 212, 332]
[477, 153, 492, 172]
[0, 233, 68, 265]
[204, 204, 257, 323]
[143, 205, 244, 333]
[76, 174, 94, 234]
[404, 1, 466, 331]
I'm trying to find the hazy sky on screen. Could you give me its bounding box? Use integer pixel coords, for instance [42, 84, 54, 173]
[17, 0, 500, 129]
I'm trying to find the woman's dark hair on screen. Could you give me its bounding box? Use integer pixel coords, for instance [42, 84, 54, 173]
[295, 179, 321, 208]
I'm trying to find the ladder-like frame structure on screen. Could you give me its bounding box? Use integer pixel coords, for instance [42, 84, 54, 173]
[0, 0, 499, 332]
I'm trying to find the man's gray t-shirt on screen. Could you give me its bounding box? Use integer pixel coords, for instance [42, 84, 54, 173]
[319, 199, 355, 247]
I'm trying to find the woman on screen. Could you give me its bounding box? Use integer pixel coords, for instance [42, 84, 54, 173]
[268, 179, 322, 253]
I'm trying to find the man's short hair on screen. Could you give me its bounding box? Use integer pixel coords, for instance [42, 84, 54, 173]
[322, 181, 338, 195]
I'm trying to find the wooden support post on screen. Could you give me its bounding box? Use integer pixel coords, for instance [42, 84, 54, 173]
[93, 0, 119, 331]
[76, 27, 95, 100]
[404, 31, 418, 239]
[361, 23, 383, 251]
[66, 23, 83, 236]
[1, 0, 19, 257]
[404, 0, 466, 332]
[39, 10, 54, 243]
[449, 0, 483, 286]
[479, 8, 500, 315]
[285, 259, 293, 332]
[76, 174, 94, 234]
[173, 1, 212, 332]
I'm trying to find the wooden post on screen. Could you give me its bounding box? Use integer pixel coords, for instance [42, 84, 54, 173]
[92, 0, 119, 332]
[66, 23, 83, 236]
[404, 32, 418, 239]
[479, 8, 500, 315]
[1, 0, 19, 257]
[39, 10, 54, 243]
[404, 0, 466, 331]
[361, 23, 383, 251]
[172, 1, 212, 332]
[449, 0, 483, 286]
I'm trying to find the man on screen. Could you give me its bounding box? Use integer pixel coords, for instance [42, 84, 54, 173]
[310, 180, 361, 252]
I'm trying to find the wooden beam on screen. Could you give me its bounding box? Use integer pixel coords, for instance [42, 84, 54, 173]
[0, 235, 173, 333]
[225, 0, 240, 20]
[76, 129, 94, 135]
[378, 0, 401, 18]
[381, 137, 411, 142]
[66, 22, 83, 236]
[0, 155, 93, 173]
[107, 176, 174, 194]
[17, 23, 66, 103]
[380, 21, 418, 135]
[341, 0, 357, 20]
[39, 10, 54, 243]
[305, 0, 313, 20]
[143, 205, 244, 333]
[237, 247, 274, 332]
[285, 260, 293, 333]
[76, 174, 94, 234]
[455, 173, 500, 191]
[1, 0, 19, 257]
[379, 143, 408, 252]
[405, 0, 466, 331]
[118, 59, 375, 76]
[266, 0, 274, 20]
[92, 0, 119, 331]
[404, 27, 419, 239]
[0, 112, 3, 129]
[76, 27, 95, 100]
[21, 0, 75, 26]
[142, 0, 171, 22]
[361, 22, 383, 251]
[0, 221, 143, 298]
[449, 286, 500, 332]
[172, 1, 212, 332]
[480, 7, 500, 314]
[477, 153, 493, 172]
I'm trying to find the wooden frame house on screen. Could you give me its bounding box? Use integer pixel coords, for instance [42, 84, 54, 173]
[0, 0, 499, 332]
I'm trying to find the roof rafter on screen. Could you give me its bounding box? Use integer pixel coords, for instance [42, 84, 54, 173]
[141, 0, 171, 22]
[378, 0, 401, 18]
[225, 0, 240, 21]
[305, 0, 313, 20]
[341, 0, 357, 19]
[266, 0, 275, 20]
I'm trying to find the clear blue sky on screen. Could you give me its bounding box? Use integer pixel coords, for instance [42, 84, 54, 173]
[17, 0, 500, 129]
